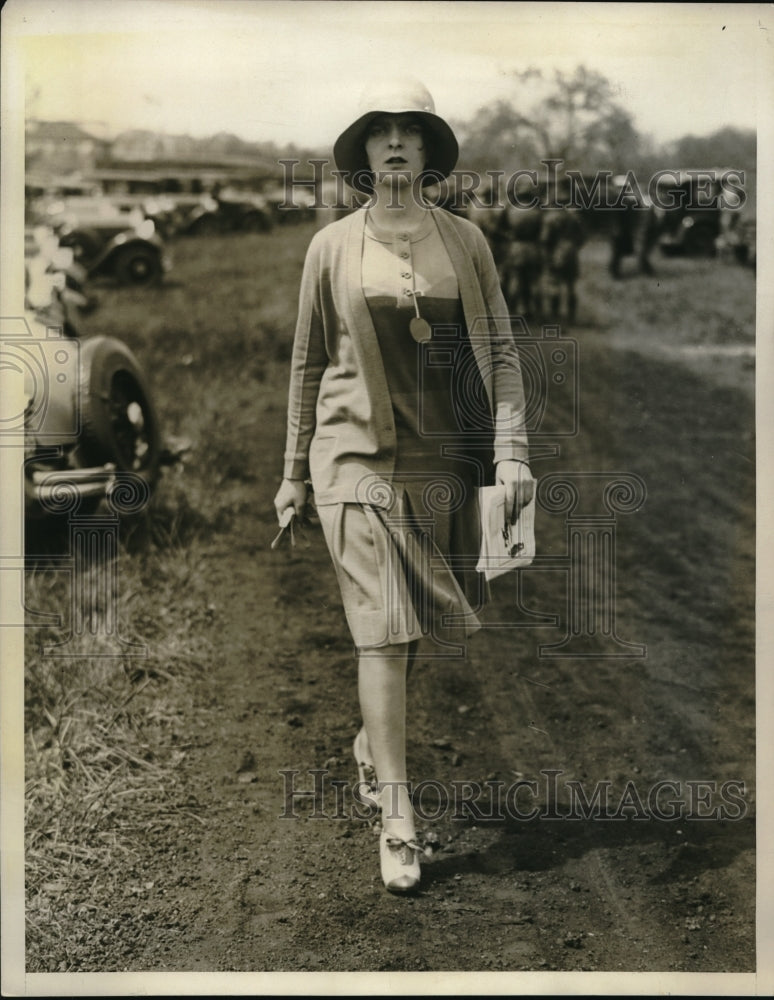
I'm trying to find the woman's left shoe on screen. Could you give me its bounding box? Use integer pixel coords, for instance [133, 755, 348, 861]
[353, 727, 380, 811]
[380, 830, 422, 893]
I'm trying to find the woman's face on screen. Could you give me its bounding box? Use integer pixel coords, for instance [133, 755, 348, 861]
[364, 113, 428, 186]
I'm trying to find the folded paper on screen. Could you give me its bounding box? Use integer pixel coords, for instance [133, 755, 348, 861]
[476, 484, 535, 581]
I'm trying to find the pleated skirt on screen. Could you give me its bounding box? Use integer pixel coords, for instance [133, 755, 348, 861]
[316, 475, 485, 650]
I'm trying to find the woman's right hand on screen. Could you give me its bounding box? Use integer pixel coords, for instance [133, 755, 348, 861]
[273, 478, 308, 522]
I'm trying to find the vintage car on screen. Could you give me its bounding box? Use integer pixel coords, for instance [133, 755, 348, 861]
[39, 196, 171, 285]
[103, 193, 181, 241]
[21, 229, 163, 521]
[653, 175, 722, 258]
[210, 188, 274, 233]
[715, 209, 756, 268]
[25, 226, 99, 326]
[262, 184, 318, 225]
[170, 194, 224, 236]
[715, 176, 756, 269]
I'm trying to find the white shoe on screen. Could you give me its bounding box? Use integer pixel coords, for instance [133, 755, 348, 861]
[380, 830, 422, 893]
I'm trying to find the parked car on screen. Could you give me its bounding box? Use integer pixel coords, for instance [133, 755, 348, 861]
[715, 208, 756, 268]
[654, 175, 722, 258]
[104, 193, 181, 240]
[25, 225, 98, 328]
[211, 188, 274, 233]
[263, 184, 317, 225]
[40, 197, 171, 285]
[171, 194, 224, 237]
[715, 176, 756, 269]
[160, 192, 269, 237]
[21, 231, 163, 521]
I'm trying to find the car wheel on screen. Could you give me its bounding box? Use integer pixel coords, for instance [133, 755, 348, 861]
[78, 336, 162, 493]
[114, 245, 163, 285]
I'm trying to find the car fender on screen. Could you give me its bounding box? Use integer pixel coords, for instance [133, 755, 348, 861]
[94, 234, 162, 270]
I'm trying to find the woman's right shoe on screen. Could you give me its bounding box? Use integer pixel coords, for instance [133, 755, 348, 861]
[353, 727, 380, 811]
[380, 830, 421, 893]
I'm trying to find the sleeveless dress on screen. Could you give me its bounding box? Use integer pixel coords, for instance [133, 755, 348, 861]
[316, 211, 493, 651]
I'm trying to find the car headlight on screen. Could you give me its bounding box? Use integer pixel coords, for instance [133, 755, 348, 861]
[137, 219, 155, 239]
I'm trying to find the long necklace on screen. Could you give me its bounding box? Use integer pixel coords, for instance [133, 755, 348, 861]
[407, 290, 431, 343]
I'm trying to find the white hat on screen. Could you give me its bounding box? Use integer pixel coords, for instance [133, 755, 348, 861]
[333, 79, 458, 193]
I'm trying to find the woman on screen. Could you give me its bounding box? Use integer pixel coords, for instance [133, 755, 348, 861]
[274, 80, 534, 893]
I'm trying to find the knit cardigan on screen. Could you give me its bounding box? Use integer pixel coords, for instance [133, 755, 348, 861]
[282, 206, 530, 506]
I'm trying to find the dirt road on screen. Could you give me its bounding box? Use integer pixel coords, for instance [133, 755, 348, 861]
[21, 232, 756, 983]
[78, 322, 754, 976]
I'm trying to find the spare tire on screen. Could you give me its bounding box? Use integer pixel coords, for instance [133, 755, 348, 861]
[77, 336, 162, 492]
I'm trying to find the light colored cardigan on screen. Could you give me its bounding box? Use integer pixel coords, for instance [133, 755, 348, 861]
[282, 206, 530, 506]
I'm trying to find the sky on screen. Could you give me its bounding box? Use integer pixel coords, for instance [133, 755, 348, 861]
[5, 0, 771, 150]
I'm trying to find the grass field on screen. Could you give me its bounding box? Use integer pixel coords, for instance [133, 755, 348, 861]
[22, 221, 756, 973]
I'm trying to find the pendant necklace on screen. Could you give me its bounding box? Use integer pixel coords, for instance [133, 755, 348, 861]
[403, 211, 432, 342]
[408, 290, 432, 343]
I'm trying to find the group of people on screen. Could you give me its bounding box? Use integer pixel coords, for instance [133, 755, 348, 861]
[463, 177, 663, 317]
[485, 199, 586, 322]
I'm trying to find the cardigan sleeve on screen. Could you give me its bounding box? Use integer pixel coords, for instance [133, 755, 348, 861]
[471, 225, 531, 465]
[282, 234, 329, 481]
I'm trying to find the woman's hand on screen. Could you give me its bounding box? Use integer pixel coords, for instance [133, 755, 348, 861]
[496, 460, 536, 523]
[273, 478, 308, 522]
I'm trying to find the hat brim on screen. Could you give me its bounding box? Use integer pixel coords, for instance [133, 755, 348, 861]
[333, 110, 459, 193]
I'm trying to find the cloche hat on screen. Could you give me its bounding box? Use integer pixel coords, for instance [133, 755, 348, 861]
[333, 79, 459, 193]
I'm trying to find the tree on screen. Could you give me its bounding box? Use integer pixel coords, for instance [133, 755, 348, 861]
[454, 100, 543, 175]
[667, 127, 756, 173]
[457, 65, 644, 176]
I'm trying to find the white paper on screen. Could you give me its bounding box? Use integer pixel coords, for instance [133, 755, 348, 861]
[476, 484, 536, 581]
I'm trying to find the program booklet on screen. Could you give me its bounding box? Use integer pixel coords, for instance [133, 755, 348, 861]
[476, 484, 536, 581]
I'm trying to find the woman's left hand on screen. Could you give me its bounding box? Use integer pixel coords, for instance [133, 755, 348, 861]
[496, 460, 536, 523]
